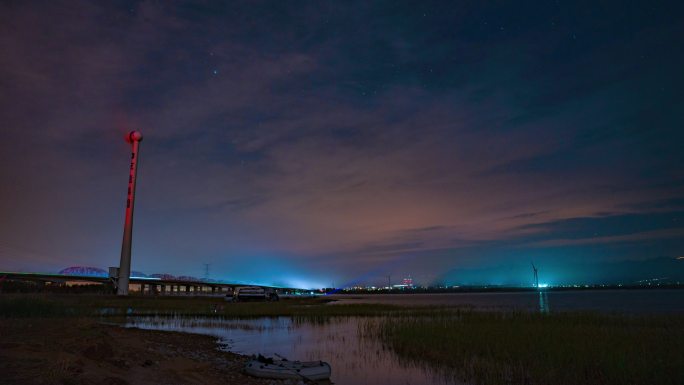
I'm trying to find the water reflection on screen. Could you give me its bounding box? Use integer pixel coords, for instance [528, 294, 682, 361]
[124, 316, 463, 385]
[539, 291, 550, 314]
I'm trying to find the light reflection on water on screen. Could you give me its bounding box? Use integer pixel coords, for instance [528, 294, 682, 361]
[124, 316, 463, 385]
[539, 291, 550, 314]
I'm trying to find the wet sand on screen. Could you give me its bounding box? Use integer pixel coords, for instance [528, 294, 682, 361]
[0, 318, 296, 385]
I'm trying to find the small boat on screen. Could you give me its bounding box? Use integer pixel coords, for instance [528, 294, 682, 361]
[245, 355, 332, 381]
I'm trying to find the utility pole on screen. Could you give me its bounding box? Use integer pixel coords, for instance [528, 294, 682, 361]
[204, 263, 210, 280]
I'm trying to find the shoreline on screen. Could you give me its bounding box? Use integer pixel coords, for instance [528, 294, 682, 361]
[0, 318, 292, 385]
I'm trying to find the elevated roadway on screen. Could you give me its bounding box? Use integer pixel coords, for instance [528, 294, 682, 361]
[0, 271, 305, 295]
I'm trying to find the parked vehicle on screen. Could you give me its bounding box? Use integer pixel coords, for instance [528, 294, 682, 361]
[230, 286, 279, 302]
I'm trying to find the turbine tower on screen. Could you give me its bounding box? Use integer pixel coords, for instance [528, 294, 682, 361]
[117, 131, 143, 295]
[531, 262, 539, 289]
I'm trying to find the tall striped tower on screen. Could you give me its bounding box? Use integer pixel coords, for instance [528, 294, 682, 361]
[117, 131, 143, 295]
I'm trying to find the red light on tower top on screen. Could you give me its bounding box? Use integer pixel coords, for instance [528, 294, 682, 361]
[126, 130, 143, 143]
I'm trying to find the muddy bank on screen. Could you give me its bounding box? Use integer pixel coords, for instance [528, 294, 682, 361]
[0, 318, 298, 385]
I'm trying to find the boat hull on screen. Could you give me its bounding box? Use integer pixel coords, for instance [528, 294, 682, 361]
[245, 359, 332, 381]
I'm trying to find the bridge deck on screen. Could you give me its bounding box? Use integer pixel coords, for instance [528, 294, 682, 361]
[0, 271, 303, 293]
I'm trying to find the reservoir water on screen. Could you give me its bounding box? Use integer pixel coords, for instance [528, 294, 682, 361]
[125, 316, 459, 385]
[328, 289, 684, 313]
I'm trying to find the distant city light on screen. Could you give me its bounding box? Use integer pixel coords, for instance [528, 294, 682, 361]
[538, 283, 549, 288]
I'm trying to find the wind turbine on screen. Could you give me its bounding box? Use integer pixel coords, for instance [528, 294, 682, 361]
[531, 262, 539, 289]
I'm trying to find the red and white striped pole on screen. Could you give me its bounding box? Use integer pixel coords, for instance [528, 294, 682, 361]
[117, 131, 143, 295]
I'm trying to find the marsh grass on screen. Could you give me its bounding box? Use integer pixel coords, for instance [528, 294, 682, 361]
[363, 311, 684, 385]
[0, 296, 83, 317]
[0, 293, 414, 318]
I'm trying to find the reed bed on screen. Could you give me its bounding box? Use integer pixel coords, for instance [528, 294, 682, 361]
[0, 295, 84, 317]
[362, 311, 684, 385]
[0, 293, 416, 318]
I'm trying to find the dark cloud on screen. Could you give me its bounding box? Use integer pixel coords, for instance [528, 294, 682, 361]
[1, 0, 683, 287]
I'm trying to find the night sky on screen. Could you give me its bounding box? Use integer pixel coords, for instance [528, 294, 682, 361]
[1, 1, 683, 288]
